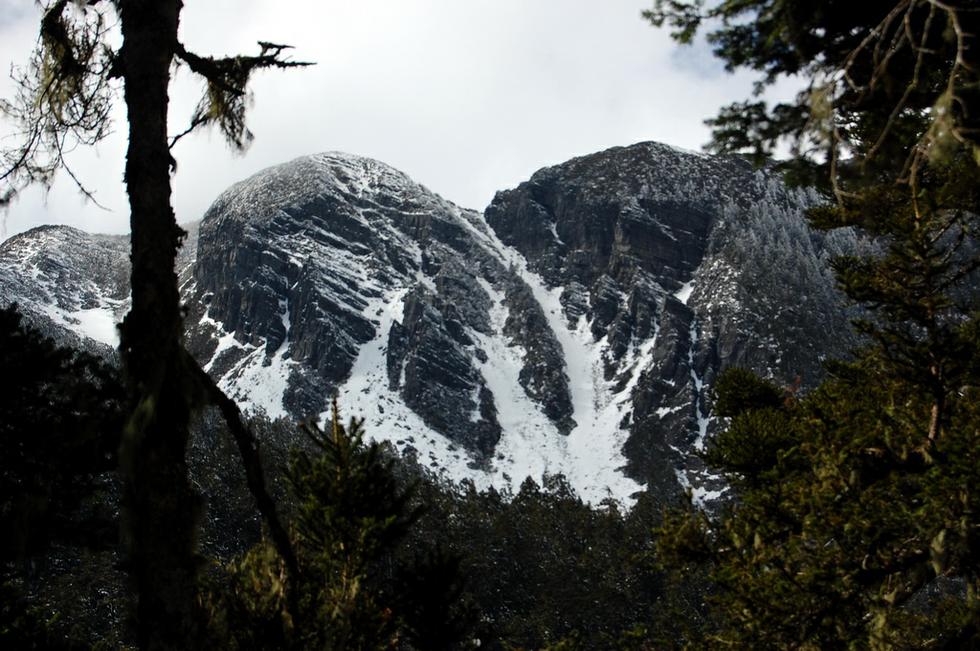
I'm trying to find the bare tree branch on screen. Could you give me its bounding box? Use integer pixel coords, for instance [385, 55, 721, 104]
[186, 351, 300, 596]
[168, 113, 207, 150]
[0, 0, 116, 208]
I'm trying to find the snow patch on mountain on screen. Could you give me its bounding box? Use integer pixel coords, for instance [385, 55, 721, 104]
[40, 303, 121, 346]
[2, 143, 866, 510]
[336, 286, 495, 487]
[674, 278, 695, 305]
[457, 208, 644, 503]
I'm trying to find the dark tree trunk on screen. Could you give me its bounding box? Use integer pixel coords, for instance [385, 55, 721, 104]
[116, 1, 201, 648]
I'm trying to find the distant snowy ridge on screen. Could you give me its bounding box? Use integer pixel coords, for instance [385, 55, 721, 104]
[0, 226, 130, 353]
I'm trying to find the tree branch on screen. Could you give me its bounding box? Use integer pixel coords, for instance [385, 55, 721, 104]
[1, 0, 115, 207]
[186, 352, 300, 589]
[172, 41, 313, 150]
[168, 113, 207, 150]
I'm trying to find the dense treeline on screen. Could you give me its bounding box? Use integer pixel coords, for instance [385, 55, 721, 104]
[402, 469, 679, 648]
[0, 307, 694, 649]
[0, 304, 125, 648]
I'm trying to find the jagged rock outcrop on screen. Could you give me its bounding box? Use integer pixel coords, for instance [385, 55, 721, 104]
[183, 152, 581, 470]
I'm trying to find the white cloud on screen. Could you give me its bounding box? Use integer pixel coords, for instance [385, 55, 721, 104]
[0, 0, 789, 239]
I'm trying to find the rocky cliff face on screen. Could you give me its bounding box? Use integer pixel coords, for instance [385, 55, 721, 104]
[485, 143, 863, 499]
[0, 222, 198, 356]
[184, 152, 560, 470]
[0, 143, 863, 505]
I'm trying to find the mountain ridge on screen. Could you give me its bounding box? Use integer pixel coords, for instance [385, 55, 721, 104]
[0, 142, 863, 505]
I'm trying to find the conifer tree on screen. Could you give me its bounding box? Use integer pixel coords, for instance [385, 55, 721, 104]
[648, 1, 980, 647]
[0, 304, 123, 561]
[207, 400, 476, 650]
[0, 305, 124, 648]
[287, 401, 418, 649]
[1, 3, 310, 647]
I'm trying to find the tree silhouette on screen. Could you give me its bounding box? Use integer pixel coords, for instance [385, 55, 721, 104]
[1, 2, 310, 648]
[648, 1, 980, 646]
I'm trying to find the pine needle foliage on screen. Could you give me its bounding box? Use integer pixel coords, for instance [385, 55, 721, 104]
[205, 400, 476, 651]
[0, 304, 124, 649]
[0, 304, 123, 561]
[647, 1, 980, 647]
[286, 400, 419, 649]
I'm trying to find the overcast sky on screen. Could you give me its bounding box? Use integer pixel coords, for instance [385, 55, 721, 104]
[0, 0, 791, 239]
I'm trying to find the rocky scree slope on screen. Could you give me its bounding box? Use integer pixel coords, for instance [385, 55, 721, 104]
[0, 144, 862, 505]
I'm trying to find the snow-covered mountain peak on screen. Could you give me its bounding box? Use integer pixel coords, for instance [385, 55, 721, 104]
[202, 151, 460, 236]
[1, 142, 864, 507]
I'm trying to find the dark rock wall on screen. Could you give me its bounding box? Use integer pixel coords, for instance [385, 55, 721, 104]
[484, 142, 862, 494]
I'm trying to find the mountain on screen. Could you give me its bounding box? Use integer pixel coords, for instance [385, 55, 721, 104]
[0, 143, 863, 505]
[0, 225, 129, 356]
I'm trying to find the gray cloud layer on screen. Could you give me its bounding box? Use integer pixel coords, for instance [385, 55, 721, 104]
[0, 0, 787, 239]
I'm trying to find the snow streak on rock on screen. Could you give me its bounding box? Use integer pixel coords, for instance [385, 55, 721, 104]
[460, 214, 644, 504]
